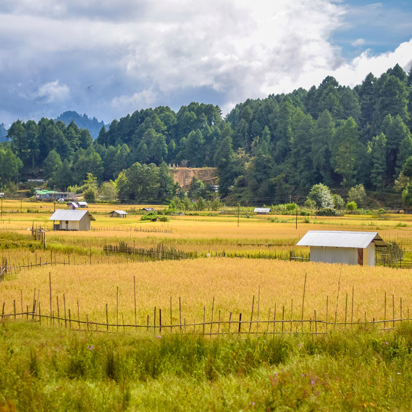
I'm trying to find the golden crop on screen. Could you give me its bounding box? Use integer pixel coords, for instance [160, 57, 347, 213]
[1, 258, 411, 334]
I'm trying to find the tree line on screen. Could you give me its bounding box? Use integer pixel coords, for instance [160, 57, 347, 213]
[2, 63, 412, 205]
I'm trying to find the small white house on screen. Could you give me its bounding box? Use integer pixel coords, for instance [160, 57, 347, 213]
[296, 231, 387, 266]
[254, 208, 271, 215]
[109, 210, 127, 218]
[77, 201, 88, 208]
[49, 209, 96, 231]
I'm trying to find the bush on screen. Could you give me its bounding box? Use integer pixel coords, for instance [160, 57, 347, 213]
[348, 184, 367, 208]
[307, 184, 334, 209]
[83, 187, 96, 203]
[332, 194, 344, 209]
[304, 199, 316, 209]
[285, 203, 297, 211]
[346, 201, 357, 211]
[315, 208, 338, 216]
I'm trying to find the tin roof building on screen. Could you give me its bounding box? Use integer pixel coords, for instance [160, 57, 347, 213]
[49, 209, 96, 231]
[297, 231, 386, 266]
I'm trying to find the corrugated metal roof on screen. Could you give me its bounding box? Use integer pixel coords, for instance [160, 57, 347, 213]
[296, 231, 384, 249]
[78, 202, 88, 207]
[112, 210, 127, 215]
[49, 209, 96, 221]
[254, 208, 271, 213]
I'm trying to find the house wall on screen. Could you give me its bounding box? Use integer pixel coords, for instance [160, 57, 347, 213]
[310, 246, 358, 265]
[79, 215, 91, 231]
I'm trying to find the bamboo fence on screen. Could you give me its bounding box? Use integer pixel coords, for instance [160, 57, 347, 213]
[1, 273, 410, 337]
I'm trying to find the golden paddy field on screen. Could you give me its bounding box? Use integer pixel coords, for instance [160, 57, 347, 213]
[1, 199, 412, 334]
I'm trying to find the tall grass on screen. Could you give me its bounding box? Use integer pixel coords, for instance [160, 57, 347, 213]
[1, 321, 412, 410]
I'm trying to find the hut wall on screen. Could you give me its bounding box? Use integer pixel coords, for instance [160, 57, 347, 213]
[310, 246, 358, 265]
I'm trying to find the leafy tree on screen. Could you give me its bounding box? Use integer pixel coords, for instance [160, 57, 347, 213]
[0, 147, 23, 185]
[311, 110, 335, 186]
[332, 194, 344, 209]
[347, 184, 367, 208]
[53, 160, 73, 191]
[214, 132, 235, 196]
[98, 181, 118, 202]
[43, 149, 62, 180]
[331, 117, 360, 186]
[370, 133, 386, 191]
[346, 201, 357, 211]
[307, 183, 334, 209]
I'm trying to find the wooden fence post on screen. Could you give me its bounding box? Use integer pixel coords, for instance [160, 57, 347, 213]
[238, 313, 242, 333]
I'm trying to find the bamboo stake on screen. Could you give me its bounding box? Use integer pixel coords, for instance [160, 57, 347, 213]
[301, 273, 307, 331]
[228, 312, 232, 333]
[257, 286, 260, 333]
[218, 310, 221, 335]
[159, 309, 162, 333]
[210, 297, 215, 335]
[63, 294, 67, 328]
[179, 297, 182, 331]
[238, 313, 242, 333]
[134, 276, 137, 328]
[345, 293, 348, 328]
[400, 297, 403, 323]
[77, 300, 80, 330]
[117, 286, 119, 332]
[249, 295, 255, 333]
[170, 297, 173, 333]
[49, 272, 52, 325]
[326, 296, 328, 332]
[384, 292, 387, 329]
[273, 303, 277, 334]
[393, 295, 395, 328]
[334, 268, 342, 328]
[282, 305, 285, 333]
[290, 299, 293, 332]
[57, 296, 60, 326]
[266, 308, 271, 333]
[13, 300, 16, 320]
[106, 304, 109, 332]
[314, 310, 317, 334]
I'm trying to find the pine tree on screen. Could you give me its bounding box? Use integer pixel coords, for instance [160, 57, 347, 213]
[370, 133, 387, 191]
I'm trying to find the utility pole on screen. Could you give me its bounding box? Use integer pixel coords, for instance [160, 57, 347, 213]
[20, 193, 22, 212]
[1, 196, 3, 218]
[296, 206, 298, 229]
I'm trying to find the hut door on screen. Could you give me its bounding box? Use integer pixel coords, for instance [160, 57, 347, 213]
[358, 248, 363, 266]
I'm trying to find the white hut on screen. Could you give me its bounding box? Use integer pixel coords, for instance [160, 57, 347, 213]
[296, 231, 386, 266]
[49, 209, 96, 231]
[109, 210, 128, 218]
[254, 208, 271, 215]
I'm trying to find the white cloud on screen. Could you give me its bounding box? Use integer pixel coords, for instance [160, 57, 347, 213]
[352, 38, 365, 47]
[36, 80, 70, 103]
[111, 89, 157, 110]
[0, 0, 410, 122]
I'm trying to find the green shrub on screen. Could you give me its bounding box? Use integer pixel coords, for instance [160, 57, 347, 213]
[315, 208, 338, 216]
[346, 201, 357, 211]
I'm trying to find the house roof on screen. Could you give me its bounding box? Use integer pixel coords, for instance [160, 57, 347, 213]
[254, 208, 271, 213]
[36, 190, 56, 195]
[111, 210, 127, 215]
[49, 209, 96, 221]
[296, 231, 386, 249]
[78, 201, 88, 206]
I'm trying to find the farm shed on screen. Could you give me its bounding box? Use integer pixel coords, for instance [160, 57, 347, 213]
[49, 209, 96, 231]
[77, 201, 88, 208]
[142, 207, 155, 212]
[109, 210, 127, 218]
[68, 202, 78, 210]
[254, 208, 271, 215]
[296, 231, 387, 266]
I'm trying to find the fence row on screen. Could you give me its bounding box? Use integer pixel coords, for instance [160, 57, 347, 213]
[2, 310, 409, 336]
[103, 242, 188, 260]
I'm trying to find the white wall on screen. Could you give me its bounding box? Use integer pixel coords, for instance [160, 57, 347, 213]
[310, 246, 358, 265]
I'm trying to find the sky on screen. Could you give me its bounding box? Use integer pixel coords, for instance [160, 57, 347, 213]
[0, 0, 412, 126]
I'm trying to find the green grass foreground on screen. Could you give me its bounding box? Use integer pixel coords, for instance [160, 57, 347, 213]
[1, 322, 412, 411]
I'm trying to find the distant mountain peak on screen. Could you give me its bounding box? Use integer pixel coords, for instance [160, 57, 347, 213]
[55, 111, 106, 139]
